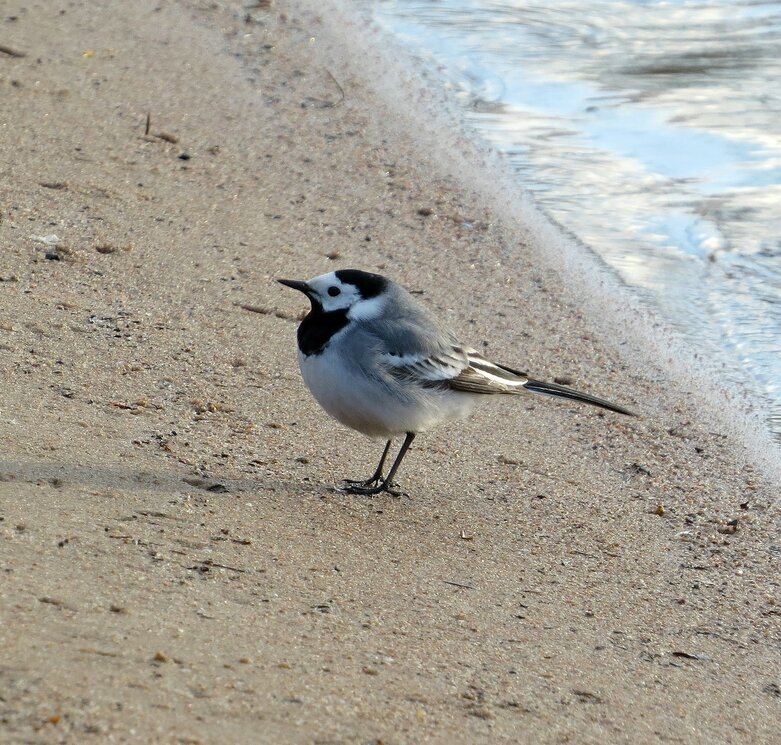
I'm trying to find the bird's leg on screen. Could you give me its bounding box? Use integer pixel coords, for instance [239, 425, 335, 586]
[344, 433, 415, 496]
[342, 439, 392, 488]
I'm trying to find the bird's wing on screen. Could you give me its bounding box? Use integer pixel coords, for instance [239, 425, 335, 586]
[364, 316, 634, 414]
[383, 342, 634, 414]
[358, 315, 470, 385]
[380, 340, 528, 394]
[447, 349, 530, 393]
[361, 307, 523, 393]
[380, 344, 471, 386]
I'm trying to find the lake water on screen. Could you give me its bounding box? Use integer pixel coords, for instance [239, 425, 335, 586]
[374, 0, 781, 437]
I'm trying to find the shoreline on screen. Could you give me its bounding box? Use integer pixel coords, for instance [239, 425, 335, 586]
[370, 0, 781, 447]
[0, 0, 779, 742]
[302, 0, 781, 485]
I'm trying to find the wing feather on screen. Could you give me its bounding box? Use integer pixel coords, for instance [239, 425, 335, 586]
[448, 349, 529, 394]
[381, 344, 529, 394]
[382, 349, 468, 385]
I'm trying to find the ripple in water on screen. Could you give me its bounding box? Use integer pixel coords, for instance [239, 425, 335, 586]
[375, 0, 781, 436]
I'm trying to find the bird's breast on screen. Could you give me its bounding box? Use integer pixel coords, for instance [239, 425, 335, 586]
[298, 346, 476, 438]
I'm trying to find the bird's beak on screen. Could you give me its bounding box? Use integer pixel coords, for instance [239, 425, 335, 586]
[277, 278, 310, 295]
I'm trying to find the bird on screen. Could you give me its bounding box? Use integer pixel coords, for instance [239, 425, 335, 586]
[278, 269, 633, 495]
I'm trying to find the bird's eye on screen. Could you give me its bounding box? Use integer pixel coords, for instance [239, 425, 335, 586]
[327, 286, 341, 297]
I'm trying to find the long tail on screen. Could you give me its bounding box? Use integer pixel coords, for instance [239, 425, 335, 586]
[522, 378, 635, 416]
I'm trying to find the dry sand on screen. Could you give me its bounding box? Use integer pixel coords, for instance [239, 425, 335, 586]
[1, 1, 779, 743]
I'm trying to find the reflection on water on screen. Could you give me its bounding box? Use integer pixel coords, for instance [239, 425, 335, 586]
[375, 0, 781, 435]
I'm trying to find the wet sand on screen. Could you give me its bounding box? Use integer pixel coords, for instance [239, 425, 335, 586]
[0, 1, 779, 742]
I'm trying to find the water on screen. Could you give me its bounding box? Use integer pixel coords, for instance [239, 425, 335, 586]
[374, 0, 781, 436]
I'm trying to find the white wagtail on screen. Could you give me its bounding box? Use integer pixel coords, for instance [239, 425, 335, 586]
[279, 269, 633, 495]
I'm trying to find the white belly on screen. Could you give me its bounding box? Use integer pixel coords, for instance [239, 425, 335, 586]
[299, 347, 475, 438]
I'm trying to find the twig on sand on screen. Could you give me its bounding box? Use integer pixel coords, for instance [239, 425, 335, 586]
[142, 112, 179, 143]
[324, 69, 345, 107]
[189, 559, 247, 574]
[305, 69, 346, 108]
[235, 301, 298, 321]
[442, 580, 474, 590]
[0, 44, 26, 58]
[208, 561, 247, 573]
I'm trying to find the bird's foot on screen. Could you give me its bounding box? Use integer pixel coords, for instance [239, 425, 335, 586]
[342, 475, 384, 489]
[341, 479, 405, 497]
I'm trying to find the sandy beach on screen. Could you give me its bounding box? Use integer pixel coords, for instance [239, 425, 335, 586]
[1, 1, 779, 742]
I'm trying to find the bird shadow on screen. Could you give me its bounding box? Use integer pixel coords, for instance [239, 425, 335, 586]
[0, 458, 280, 500]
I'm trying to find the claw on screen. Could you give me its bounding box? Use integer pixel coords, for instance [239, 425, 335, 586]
[342, 475, 384, 489]
[341, 480, 404, 497]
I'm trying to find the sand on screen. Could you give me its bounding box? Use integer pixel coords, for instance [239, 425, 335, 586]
[1, 1, 779, 743]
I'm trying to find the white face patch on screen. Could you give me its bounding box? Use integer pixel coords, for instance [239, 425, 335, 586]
[347, 294, 386, 321]
[306, 272, 362, 312]
[305, 271, 386, 319]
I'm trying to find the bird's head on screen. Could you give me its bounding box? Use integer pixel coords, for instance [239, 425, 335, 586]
[278, 269, 389, 320]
